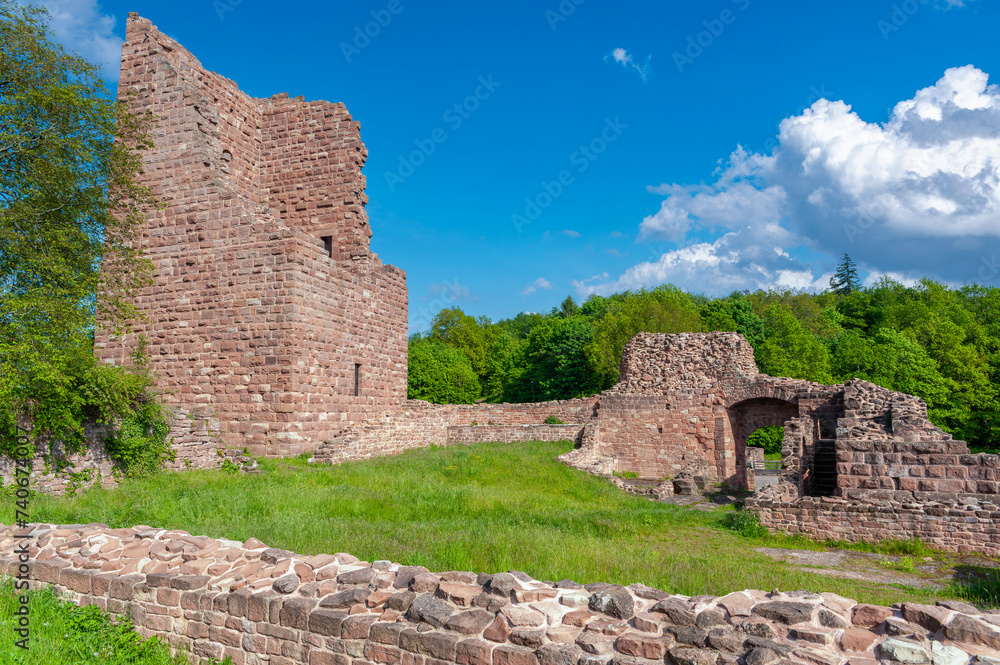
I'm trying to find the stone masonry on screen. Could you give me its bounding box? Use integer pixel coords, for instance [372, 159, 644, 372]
[12, 522, 1000, 665]
[94, 14, 408, 459]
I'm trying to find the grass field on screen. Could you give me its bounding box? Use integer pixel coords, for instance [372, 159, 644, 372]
[2, 440, 991, 607]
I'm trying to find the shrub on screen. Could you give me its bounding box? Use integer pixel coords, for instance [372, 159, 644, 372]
[747, 426, 783, 456]
[544, 416, 564, 425]
[727, 508, 770, 539]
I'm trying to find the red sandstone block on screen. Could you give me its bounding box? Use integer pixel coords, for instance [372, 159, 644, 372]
[60, 568, 95, 594]
[494, 645, 538, 665]
[457, 640, 494, 665]
[312, 652, 351, 665]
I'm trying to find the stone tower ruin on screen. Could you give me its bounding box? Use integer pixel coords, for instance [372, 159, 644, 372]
[95, 15, 408, 458]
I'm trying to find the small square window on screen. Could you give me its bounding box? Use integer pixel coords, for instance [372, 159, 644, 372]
[322, 236, 333, 258]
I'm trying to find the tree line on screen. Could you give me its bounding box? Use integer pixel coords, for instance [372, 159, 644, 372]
[409, 257, 1000, 452]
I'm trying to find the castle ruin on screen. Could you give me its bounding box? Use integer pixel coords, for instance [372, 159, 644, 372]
[87, 18, 1000, 556]
[95, 15, 408, 460]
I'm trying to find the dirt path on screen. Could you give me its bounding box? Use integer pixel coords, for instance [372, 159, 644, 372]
[754, 546, 999, 592]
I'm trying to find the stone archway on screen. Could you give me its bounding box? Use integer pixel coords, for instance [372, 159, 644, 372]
[726, 398, 800, 489]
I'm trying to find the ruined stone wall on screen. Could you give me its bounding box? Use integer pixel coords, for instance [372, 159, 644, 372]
[0, 410, 223, 496]
[611, 332, 759, 395]
[445, 425, 584, 446]
[592, 395, 724, 482]
[573, 334, 843, 486]
[11, 522, 1000, 665]
[750, 494, 1000, 556]
[95, 15, 408, 459]
[313, 399, 596, 465]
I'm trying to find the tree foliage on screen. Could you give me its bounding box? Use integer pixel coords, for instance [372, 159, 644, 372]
[0, 2, 166, 472]
[407, 336, 481, 404]
[830, 253, 860, 295]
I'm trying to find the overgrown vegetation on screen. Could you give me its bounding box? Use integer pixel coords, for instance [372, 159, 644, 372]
[409, 265, 1000, 451]
[12, 439, 993, 607]
[0, 578, 230, 664]
[747, 426, 784, 458]
[0, 2, 169, 476]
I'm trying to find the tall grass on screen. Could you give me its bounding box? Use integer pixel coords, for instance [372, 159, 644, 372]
[2, 441, 981, 606]
[0, 578, 228, 664]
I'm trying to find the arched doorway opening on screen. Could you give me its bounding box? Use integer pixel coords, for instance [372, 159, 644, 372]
[726, 398, 799, 489]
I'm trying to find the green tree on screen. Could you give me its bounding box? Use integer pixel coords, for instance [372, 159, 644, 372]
[586, 285, 703, 387]
[407, 336, 481, 404]
[0, 1, 162, 460]
[558, 296, 579, 319]
[505, 318, 599, 402]
[830, 328, 955, 425]
[829, 253, 860, 295]
[700, 292, 767, 350]
[429, 307, 491, 380]
[754, 304, 833, 383]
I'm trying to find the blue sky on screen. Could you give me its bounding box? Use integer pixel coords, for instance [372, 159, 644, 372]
[37, 0, 1000, 332]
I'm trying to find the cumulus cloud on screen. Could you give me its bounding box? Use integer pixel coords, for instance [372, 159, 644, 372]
[521, 277, 554, 296]
[576, 225, 827, 297]
[606, 48, 652, 81]
[33, 0, 123, 80]
[561, 229, 581, 238]
[606, 65, 1000, 293]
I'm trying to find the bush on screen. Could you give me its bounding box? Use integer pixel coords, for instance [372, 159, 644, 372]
[747, 426, 783, 456]
[544, 416, 564, 425]
[727, 509, 770, 539]
[1, 336, 172, 479]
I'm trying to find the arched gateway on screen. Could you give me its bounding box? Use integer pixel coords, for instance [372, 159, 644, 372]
[561, 332, 849, 494]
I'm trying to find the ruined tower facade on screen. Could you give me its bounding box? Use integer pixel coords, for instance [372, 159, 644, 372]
[95, 15, 408, 458]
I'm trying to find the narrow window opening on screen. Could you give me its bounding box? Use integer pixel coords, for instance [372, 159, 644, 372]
[354, 364, 361, 397]
[322, 236, 334, 258]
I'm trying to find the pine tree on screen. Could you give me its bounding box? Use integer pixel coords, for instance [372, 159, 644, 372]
[830, 254, 860, 295]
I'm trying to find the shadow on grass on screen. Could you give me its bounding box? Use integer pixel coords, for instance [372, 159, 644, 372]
[950, 565, 1000, 608]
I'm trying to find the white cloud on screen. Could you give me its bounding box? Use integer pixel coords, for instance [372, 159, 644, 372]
[521, 277, 554, 296]
[35, 0, 123, 80]
[561, 229, 581, 238]
[625, 65, 1000, 288]
[606, 47, 652, 81]
[576, 225, 826, 297]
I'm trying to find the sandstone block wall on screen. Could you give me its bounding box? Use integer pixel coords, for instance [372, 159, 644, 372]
[9, 523, 1000, 665]
[313, 399, 596, 465]
[750, 494, 1000, 556]
[445, 425, 584, 446]
[95, 15, 408, 459]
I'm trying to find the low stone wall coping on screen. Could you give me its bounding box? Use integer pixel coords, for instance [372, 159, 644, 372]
[5, 523, 1000, 665]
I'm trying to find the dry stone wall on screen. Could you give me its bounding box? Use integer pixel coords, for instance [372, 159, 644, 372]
[94, 14, 408, 460]
[10, 523, 1000, 665]
[313, 399, 596, 465]
[750, 494, 1000, 556]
